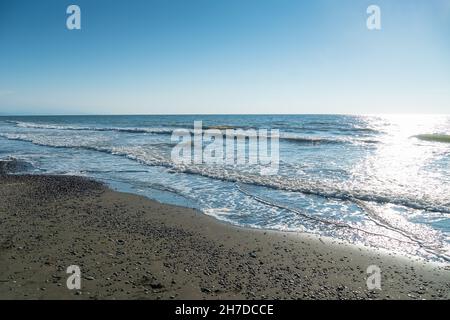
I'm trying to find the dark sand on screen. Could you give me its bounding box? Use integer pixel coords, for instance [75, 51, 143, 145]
[0, 174, 449, 300]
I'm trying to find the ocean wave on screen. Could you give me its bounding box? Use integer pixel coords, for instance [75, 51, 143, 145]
[12, 121, 175, 134]
[9, 120, 377, 145]
[413, 134, 450, 144]
[238, 184, 450, 261]
[280, 134, 378, 145]
[354, 200, 450, 261]
[236, 183, 415, 243]
[2, 132, 447, 214]
[80, 169, 150, 174]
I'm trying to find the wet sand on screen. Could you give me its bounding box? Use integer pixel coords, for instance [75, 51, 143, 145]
[0, 174, 449, 299]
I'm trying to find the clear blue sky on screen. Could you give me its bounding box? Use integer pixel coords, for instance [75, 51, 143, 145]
[0, 0, 449, 115]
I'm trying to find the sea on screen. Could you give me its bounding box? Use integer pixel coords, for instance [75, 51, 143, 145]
[0, 114, 449, 263]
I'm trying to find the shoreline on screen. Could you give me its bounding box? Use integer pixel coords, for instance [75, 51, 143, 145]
[0, 173, 449, 299]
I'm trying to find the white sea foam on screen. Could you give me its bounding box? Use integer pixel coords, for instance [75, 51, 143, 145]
[2, 132, 449, 215]
[10, 120, 378, 145]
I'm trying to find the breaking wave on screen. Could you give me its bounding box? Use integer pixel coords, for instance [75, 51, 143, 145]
[11, 121, 175, 134]
[9, 120, 378, 145]
[414, 134, 450, 144]
[1, 132, 448, 215]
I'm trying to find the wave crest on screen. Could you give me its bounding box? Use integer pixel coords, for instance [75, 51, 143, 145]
[8, 120, 378, 145]
[414, 134, 450, 144]
[1, 132, 447, 214]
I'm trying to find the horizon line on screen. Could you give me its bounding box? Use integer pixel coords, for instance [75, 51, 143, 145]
[1, 113, 449, 117]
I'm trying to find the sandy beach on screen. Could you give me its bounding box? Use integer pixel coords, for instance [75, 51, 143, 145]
[0, 171, 449, 300]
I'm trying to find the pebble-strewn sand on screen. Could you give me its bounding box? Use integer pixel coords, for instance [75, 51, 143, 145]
[0, 174, 449, 299]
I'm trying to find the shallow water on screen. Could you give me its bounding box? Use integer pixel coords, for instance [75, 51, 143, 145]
[0, 114, 449, 262]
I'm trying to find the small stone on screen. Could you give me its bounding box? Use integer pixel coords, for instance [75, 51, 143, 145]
[150, 282, 164, 289]
[201, 287, 211, 293]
